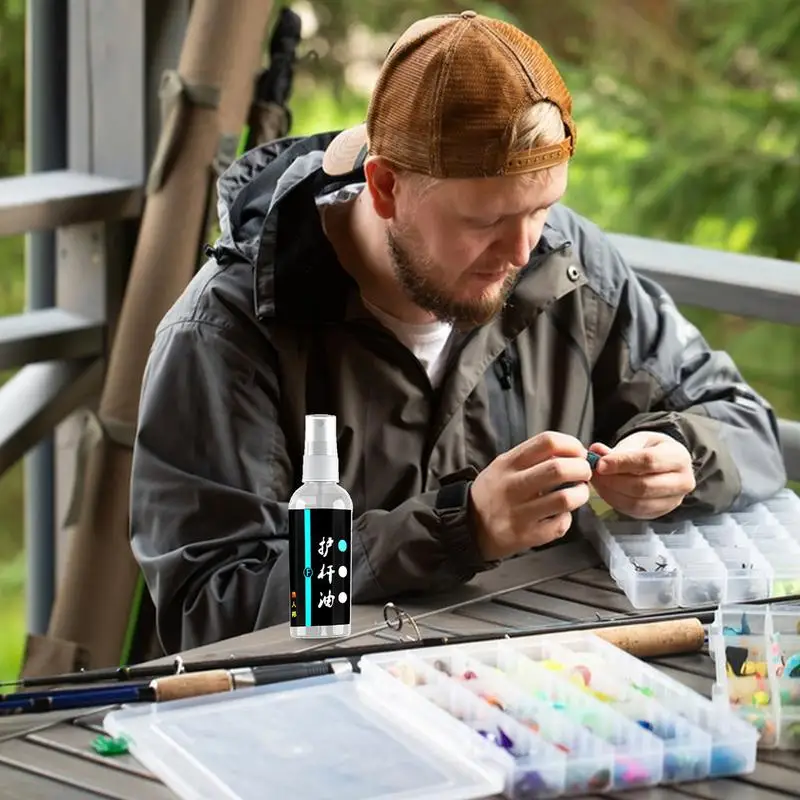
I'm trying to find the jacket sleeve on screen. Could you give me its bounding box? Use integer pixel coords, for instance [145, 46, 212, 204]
[587, 235, 787, 514]
[130, 319, 489, 653]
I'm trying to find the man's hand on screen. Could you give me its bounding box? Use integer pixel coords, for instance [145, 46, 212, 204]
[589, 431, 696, 519]
[469, 432, 593, 561]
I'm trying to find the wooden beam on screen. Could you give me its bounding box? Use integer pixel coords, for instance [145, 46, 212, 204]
[0, 310, 105, 370]
[610, 231, 800, 325]
[0, 171, 141, 236]
[0, 359, 104, 478]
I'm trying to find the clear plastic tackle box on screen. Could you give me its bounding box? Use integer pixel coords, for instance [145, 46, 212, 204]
[105, 631, 757, 799]
[103, 670, 509, 800]
[709, 602, 800, 750]
[584, 488, 800, 609]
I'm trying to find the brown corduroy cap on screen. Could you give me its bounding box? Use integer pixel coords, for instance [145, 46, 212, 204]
[322, 10, 576, 179]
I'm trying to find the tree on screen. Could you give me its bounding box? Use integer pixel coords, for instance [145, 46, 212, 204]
[299, 0, 800, 261]
[577, 0, 800, 261]
[0, 0, 25, 177]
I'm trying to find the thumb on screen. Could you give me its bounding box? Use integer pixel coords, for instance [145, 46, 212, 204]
[589, 442, 612, 457]
[592, 437, 645, 475]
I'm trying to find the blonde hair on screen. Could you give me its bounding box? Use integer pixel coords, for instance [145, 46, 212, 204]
[395, 101, 568, 195]
[509, 101, 567, 152]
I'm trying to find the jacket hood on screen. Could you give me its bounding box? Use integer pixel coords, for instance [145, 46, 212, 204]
[210, 129, 577, 323]
[214, 130, 342, 267]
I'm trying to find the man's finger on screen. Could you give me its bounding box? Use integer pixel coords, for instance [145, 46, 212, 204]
[508, 456, 593, 503]
[509, 431, 586, 468]
[595, 442, 689, 476]
[515, 482, 591, 526]
[592, 470, 695, 500]
[593, 484, 680, 521]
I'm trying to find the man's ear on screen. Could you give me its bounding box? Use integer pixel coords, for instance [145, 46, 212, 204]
[363, 157, 399, 220]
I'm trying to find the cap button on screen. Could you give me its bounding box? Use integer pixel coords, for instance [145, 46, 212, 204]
[460, 10, 477, 18]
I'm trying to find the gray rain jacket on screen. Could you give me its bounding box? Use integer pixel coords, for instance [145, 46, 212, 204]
[130, 131, 787, 653]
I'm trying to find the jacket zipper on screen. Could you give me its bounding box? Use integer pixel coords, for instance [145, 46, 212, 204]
[494, 351, 514, 450]
[495, 350, 526, 449]
[496, 352, 512, 390]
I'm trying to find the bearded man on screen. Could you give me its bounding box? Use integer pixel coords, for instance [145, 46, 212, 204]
[130, 11, 786, 653]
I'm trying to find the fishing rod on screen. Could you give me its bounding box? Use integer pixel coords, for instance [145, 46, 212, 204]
[0, 615, 701, 716]
[5, 591, 799, 692]
[0, 659, 355, 717]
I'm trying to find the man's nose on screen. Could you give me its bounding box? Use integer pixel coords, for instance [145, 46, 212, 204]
[503, 218, 535, 267]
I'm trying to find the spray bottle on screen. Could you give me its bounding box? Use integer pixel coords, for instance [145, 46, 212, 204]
[288, 414, 353, 638]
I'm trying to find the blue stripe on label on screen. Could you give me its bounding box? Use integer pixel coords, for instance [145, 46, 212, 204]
[304, 509, 312, 627]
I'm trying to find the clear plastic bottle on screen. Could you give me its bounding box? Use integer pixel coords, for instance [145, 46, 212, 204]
[288, 414, 353, 638]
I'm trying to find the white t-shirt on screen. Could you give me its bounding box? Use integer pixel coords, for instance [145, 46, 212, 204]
[317, 183, 455, 389]
[362, 297, 454, 389]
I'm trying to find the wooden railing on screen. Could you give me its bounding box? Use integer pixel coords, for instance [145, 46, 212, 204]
[0, 0, 188, 637]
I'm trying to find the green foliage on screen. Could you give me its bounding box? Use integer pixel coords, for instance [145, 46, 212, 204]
[0, 0, 24, 176]
[0, 0, 27, 683]
[0, 235, 25, 315]
[0, 551, 24, 681]
[289, 83, 367, 135]
[567, 0, 800, 260]
[301, 0, 800, 260]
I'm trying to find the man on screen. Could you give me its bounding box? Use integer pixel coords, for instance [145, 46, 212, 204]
[130, 11, 786, 653]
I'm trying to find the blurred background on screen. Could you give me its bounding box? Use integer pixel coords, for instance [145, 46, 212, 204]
[0, 0, 798, 682]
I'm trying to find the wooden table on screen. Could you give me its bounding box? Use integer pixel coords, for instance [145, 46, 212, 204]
[2, 538, 799, 799]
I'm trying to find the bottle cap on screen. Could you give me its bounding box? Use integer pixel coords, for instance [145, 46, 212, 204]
[302, 414, 339, 482]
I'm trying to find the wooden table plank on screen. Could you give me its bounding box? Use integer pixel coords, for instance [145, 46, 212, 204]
[760, 748, 800, 771]
[370, 627, 432, 645]
[499, 589, 613, 621]
[381, 540, 600, 621]
[453, 599, 561, 629]
[395, 609, 512, 636]
[669, 778, 797, 800]
[72, 711, 115, 735]
[606, 789, 699, 800]
[532, 578, 636, 614]
[650, 652, 716, 680]
[0, 738, 172, 800]
[734, 761, 800, 796]
[0, 762, 112, 800]
[0, 708, 94, 745]
[27, 726, 158, 781]
[565, 568, 625, 593]
[648, 664, 712, 697]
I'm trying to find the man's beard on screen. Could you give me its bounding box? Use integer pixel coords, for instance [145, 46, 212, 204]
[387, 228, 517, 329]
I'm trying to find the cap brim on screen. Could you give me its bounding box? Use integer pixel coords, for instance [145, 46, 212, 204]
[322, 124, 369, 176]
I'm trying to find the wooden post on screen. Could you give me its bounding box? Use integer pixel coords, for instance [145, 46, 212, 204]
[24, 0, 275, 675]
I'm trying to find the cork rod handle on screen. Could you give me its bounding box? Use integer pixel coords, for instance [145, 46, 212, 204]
[152, 670, 234, 702]
[592, 618, 705, 658]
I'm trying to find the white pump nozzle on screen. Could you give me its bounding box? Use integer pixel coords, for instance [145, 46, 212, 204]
[302, 414, 339, 482]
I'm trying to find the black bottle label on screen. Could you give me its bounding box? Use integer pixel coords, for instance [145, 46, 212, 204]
[288, 508, 352, 628]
